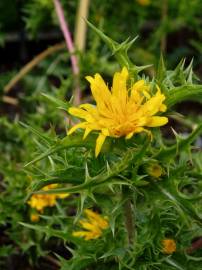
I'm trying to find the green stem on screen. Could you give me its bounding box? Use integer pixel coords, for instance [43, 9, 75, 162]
[160, 0, 168, 53]
[123, 187, 135, 245]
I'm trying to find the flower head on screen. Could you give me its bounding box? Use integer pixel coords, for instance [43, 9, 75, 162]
[72, 209, 109, 240]
[68, 67, 168, 156]
[30, 213, 40, 222]
[147, 163, 163, 178]
[28, 184, 69, 213]
[162, 239, 176, 254]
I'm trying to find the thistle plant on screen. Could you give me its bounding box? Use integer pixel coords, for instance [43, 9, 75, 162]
[22, 23, 202, 269]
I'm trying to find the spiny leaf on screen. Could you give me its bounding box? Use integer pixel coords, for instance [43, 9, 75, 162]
[24, 133, 96, 167]
[164, 257, 185, 270]
[29, 140, 149, 196]
[86, 20, 151, 76]
[24, 144, 62, 167]
[20, 122, 54, 145]
[156, 53, 166, 85]
[42, 93, 70, 111]
[166, 84, 202, 108]
[156, 124, 202, 161]
[19, 222, 72, 240]
[155, 182, 202, 223]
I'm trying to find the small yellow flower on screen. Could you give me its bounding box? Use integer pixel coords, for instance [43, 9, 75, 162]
[72, 209, 109, 240]
[162, 239, 176, 254]
[28, 184, 69, 213]
[136, 0, 150, 6]
[30, 213, 40, 222]
[68, 67, 168, 156]
[147, 163, 163, 178]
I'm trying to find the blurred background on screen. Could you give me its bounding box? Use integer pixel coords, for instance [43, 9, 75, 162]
[1, 0, 202, 117]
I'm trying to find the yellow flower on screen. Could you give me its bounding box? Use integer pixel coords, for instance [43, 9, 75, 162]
[147, 163, 163, 178]
[72, 209, 109, 240]
[136, 0, 150, 6]
[68, 67, 168, 156]
[28, 184, 69, 213]
[30, 213, 40, 222]
[162, 239, 176, 254]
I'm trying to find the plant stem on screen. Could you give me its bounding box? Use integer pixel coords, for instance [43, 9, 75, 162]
[73, 0, 91, 105]
[53, 0, 79, 75]
[123, 186, 135, 245]
[74, 0, 90, 52]
[2, 96, 18, 106]
[161, 0, 168, 53]
[53, 0, 81, 104]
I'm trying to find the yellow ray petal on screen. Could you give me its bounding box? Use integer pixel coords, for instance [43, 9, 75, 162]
[69, 107, 89, 119]
[101, 128, 110, 136]
[146, 116, 168, 127]
[72, 231, 100, 240]
[57, 193, 69, 199]
[95, 133, 106, 157]
[83, 128, 92, 140]
[84, 232, 101, 240]
[133, 127, 145, 134]
[130, 80, 147, 103]
[79, 104, 99, 120]
[79, 220, 99, 231]
[72, 231, 88, 237]
[69, 107, 95, 122]
[85, 209, 109, 229]
[86, 74, 111, 106]
[112, 67, 128, 95]
[140, 92, 165, 116]
[143, 90, 151, 99]
[68, 122, 87, 135]
[133, 80, 145, 89]
[125, 132, 134, 140]
[79, 103, 97, 113]
[85, 231, 101, 240]
[112, 67, 128, 109]
[159, 104, 167, 112]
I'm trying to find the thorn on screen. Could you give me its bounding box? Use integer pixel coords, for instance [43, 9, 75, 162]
[132, 64, 153, 73]
[170, 127, 179, 138]
[88, 191, 97, 202]
[111, 38, 130, 55]
[75, 193, 86, 223]
[106, 161, 111, 174]
[84, 163, 91, 182]
[125, 36, 139, 51]
[63, 245, 75, 256]
[85, 19, 117, 50]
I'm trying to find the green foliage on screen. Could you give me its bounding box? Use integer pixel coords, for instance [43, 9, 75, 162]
[16, 27, 202, 269]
